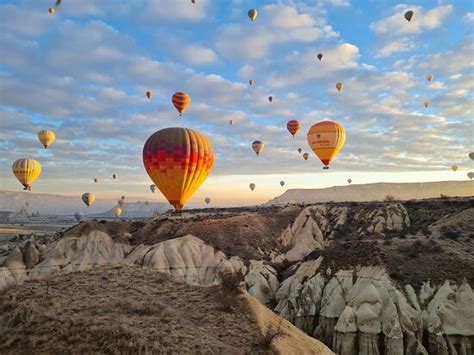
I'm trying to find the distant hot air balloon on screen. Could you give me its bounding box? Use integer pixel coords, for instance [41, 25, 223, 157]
[404, 10, 414, 22]
[114, 207, 122, 218]
[93, 178, 98, 184]
[280, 181, 285, 187]
[249, 80, 254, 86]
[423, 100, 430, 108]
[82, 193, 96, 208]
[74, 212, 84, 222]
[451, 165, 458, 172]
[112, 174, 117, 180]
[297, 148, 302, 154]
[287, 120, 302, 138]
[48, 7, 55, 15]
[426, 75, 433, 82]
[146, 90, 153, 99]
[12, 158, 41, 191]
[118, 199, 124, 207]
[121, 195, 126, 200]
[317, 53, 323, 61]
[25, 202, 30, 207]
[205, 197, 211, 205]
[38, 130, 55, 148]
[249, 183, 256, 191]
[303, 153, 309, 161]
[348, 179, 352, 184]
[229, 120, 233, 125]
[150, 184, 156, 193]
[172, 92, 190, 116]
[336, 82, 343, 92]
[467, 172, 473, 180]
[55, 0, 62, 7]
[268, 96, 273, 102]
[143, 127, 214, 211]
[307, 121, 346, 169]
[252, 141, 264, 156]
[469, 152, 474, 160]
[248, 9, 257, 21]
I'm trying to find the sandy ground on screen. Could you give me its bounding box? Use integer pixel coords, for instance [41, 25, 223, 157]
[0, 265, 332, 355]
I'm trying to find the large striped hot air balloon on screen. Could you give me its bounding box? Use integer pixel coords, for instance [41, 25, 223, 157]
[172, 92, 190, 116]
[252, 141, 264, 156]
[143, 127, 214, 211]
[287, 120, 302, 138]
[12, 158, 42, 190]
[38, 130, 55, 148]
[307, 121, 346, 169]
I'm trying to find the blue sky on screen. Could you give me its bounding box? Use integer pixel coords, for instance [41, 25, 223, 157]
[0, 0, 472, 207]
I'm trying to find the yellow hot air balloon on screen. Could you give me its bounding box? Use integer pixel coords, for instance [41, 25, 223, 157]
[307, 121, 346, 169]
[38, 130, 56, 149]
[249, 183, 256, 191]
[12, 158, 42, 191]
[48, 7, 55, 15]
[423, 100, 430, 108]
[451, 165, 458, 172]
[252, 140, 264, 156]
[426, 75, 433, 82]
[114, 207, 122, 218]
[248, 9, 257, 21]
[143, 127, 214, 211]
[82, 193, 96, 207]
[336, 82, 343, 92]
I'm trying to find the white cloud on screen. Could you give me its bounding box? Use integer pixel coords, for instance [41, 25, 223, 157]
[143, 0, 210, 22]
[375, 39, 414, 58]
[370, 5, 453, 37]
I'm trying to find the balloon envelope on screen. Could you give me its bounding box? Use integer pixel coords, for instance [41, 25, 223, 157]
[303, 153, 309, 161]
[205, 197, 211, 205]
[121, 195, 126, 200]
[426, 75, 433, 82]
[287, 120, 302, 137]
[252, 141, 264, 156]
[114, 207, 122, 218]
[280, 181, 285, 187]
[82, 193, 96, 207]
[307, 121, 346, 169]
[249, 183, 256, 191]
[451, 165, 458, 172]
[146, 90, 153, 99]
[38, 130, 55, 148]
[118, 199, 124, 207]
[249, 80, 254, 86]
[12, 158, 41, 191]
[468, 172, 473, 179]
[172, 92, 190, 115]
[297, 148, 302, 154]
[404, 10, 414, 22]
[143, 127, 214, 211]
[248, 9, 257, 21]
[348, 179, 352, 184]
[317, 53, 323, 61]
[74, 212, 84, 222]
[336, 82, 343, 92]
[150, 184, 156, 193]
[470, 152, 474, 160]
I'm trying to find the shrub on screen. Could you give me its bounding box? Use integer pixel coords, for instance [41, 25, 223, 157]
[440, 226, 460, 239]
[256, 322, 287, 350]
[384, 195, 395, 202]
[217, 270, 244, 312]
[440, 194, 449, 199]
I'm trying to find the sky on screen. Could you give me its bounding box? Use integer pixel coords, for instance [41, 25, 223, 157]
[0, 0, 473, 207]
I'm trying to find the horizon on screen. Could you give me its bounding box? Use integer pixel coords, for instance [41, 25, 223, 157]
[1, 0, 473, 209]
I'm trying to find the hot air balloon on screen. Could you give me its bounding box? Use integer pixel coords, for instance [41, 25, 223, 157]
[252, 141, 264, 156]
[146, 90, 153, 99]
[229, 120, 233, 125]
[423, 100, 430, 108]
[451, 165, 458, 172]
[143, 127, 214, 211]
[38, 130, 55, 149]
[82, 193, 96, 208]
[249, 80, 254, 86]
[74, 212, 84, 222]
[336, 82, 343, 92]
[404, 10, 414, 22]
[297, 148, 302, 154]
[191, 0, 196, 3]
[150, 184, 156, 193]
[25, 202, 30, 207]
[426, 75, 433, 82]
[93, 178, 98, 183]
[287, 120, 302, 138]
[467, 172, 473, 180]
[348, 179, 352, 184]
[55, 0, 62, 7]
[48, 7, 55, 15]
[303, 153, 309, 161]
[469, 152, 474, 160]
[172, 92, 190, 116]
[248, 9, 257, 21]
[12, 159, 41, 191]
[317, 53, 323, 61]
[118, 199, 124, 207]
[307, 121, 346, 169]
[121, 195, 126, 200]
[249, 183, 256, 191]
[114, 207, 122, 218]
[205, 197, 211, 205]
[280, 181, 285, 187]
[268, 96, 273, 102]
[112, 174, 117, 180]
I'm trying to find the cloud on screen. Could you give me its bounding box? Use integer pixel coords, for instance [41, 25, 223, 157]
[143, 0, 210, 22]
[375, 38, 414, 58]
[370, 5, 453, 37]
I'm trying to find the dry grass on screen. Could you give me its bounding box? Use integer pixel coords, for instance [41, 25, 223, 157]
[0, 266, 274, 354]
